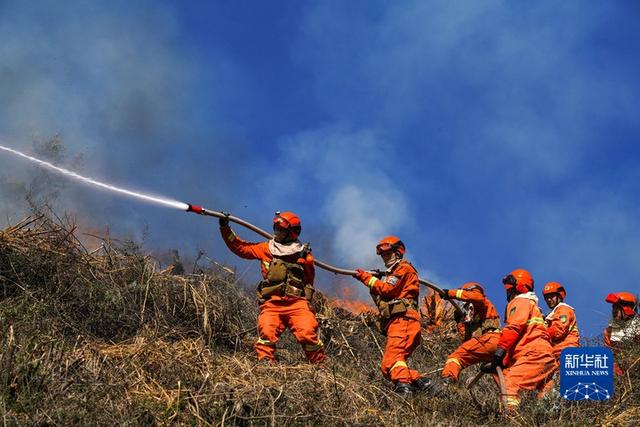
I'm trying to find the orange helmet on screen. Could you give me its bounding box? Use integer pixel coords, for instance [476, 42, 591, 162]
[543, 282, 566, 300]
[273, 211, 302, 240]
[502, 268, 534, 293]
[376, 236, 405, 257]
[461, 282, 485, 295]
[605, 292, 638, 317]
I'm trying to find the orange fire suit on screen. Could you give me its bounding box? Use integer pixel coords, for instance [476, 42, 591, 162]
[544, 302, 580, 359]
[442, 288, 501, 382]
[496, 292, 556, 410]
[603, 315, 640, 375]
[359, 260, 422, 384]
[220, 225, 325, 363]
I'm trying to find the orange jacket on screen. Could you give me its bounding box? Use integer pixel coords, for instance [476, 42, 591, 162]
[367, 260, 419, 303]
[545, 303, 580, 355]
[220, 226, 315, 286]
[498, 292, 552, 363]
[447, 287, 500, 338]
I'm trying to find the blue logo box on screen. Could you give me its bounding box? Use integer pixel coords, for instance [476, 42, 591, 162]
[560, 347, 613, 401]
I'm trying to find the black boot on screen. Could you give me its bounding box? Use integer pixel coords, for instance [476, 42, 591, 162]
[413, 376, 445, 397]
[393, 382, 414, 396]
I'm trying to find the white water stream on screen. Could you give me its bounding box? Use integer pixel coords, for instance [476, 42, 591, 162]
[0, 144, 189, 211]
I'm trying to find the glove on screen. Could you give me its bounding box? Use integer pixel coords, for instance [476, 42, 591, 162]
[219, 212, 230, 227]
[480, 347, 506, 374]
[440, 289, 450, 300]
[300, 243, 312, 258]
[297, 252, 314, 265]
[354, 268, 373, 285]
[371, 269, 385, 278]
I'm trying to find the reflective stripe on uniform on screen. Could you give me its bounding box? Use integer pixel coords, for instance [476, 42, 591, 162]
[263, 261, 270, 270]
[456, 289, 464, 299]
[390, 360, 408, 371]
[527, 317, 545, 325]
[303, 340, 324, 352]
[227, 231, 236, 242]
[367, 277, 378, 288]
[445, 358, 461, 367]
[256, 338, 276, 347]
[569, 325, 579, 332]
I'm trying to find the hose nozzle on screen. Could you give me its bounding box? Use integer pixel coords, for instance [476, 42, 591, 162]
[186, 204, 204, 214]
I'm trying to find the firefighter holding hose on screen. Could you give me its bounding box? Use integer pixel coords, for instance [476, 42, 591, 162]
[353, 236, 438, 396]
[219, 211, 325, 364]
[439, 282, 501, 385]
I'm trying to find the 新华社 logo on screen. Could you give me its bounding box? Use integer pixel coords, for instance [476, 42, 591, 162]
[560, 347, 613, 401]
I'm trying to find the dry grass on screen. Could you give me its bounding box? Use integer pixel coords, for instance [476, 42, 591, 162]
[1, 213, 638, 426]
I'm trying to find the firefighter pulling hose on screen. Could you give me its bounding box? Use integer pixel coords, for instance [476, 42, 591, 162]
[0, 144, 510, 408]
[186, 203, 463, 316]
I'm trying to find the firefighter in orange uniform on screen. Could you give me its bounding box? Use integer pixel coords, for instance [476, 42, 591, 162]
[353, 236, 435, 395]
[603, 292, 639, 375]
[542, 282, 580, 359]
[219, 211, 325, 363]
[439, 282, 501, 384]
[481, 269, 556, 412]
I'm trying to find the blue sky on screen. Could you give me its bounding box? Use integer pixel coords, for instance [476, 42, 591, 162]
[1, 1, 639, 337]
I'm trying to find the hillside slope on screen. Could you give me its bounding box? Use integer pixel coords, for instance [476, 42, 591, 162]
[0, 214, 637, 426]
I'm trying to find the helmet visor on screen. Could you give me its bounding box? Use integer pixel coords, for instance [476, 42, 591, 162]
[502, 274, 517, 287]
[605, 293, 620, 304]
[273, 215, 291, 229]
[376, 242, 394, 255]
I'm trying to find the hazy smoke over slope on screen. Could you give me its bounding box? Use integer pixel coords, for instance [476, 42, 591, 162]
[0, 1, 252, 260]
[0, 2, 189, 215]
[265, 125, 409, 269]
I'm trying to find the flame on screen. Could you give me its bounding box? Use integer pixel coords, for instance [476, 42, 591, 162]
[329, 297, 375, 314]
[61, 216, 109, 253]
[327, 277, 376, 314]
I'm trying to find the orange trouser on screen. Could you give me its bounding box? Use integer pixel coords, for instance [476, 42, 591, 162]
[496, 350, 556, 410]
[381, 311, 422, 383]
[255, 297, 325, 363]
[442, 332, 500, 382]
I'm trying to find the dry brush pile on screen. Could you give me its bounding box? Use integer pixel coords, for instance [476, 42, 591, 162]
[0, 214, 638, 426]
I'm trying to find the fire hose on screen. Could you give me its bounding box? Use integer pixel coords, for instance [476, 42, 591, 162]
[190, 204, 507, 406]
[186, 204, 463, 315]
[466, 367, 508, 412]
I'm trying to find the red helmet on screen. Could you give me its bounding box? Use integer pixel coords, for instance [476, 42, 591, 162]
[376, 236, 405, 257]
[273, 211, 302, 240]
[605, 292, 638, 317]
[543, 282, 566, 300]
[461, 282, 485, 295]
[502, 268, 534, 293]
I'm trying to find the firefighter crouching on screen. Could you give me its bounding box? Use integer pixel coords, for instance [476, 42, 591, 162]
[481, 269, 556, 412]
[219, 211, 325, 364]
[439, 282, 501, 385]
[353, 236, 438, 396]
[542, 281, 580, 360]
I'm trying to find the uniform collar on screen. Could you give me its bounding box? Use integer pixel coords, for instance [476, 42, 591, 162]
[268, 239, 304, 256]
[385, 259, 402, 273]
[545, 301, 574, 319]
[514, 291, 539, 303]
[608, 315, 640, 342]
